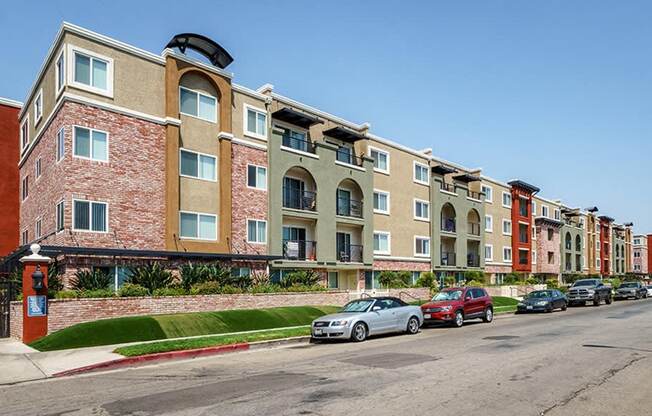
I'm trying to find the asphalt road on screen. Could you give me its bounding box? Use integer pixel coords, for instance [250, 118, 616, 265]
[1, 299, 652, 416]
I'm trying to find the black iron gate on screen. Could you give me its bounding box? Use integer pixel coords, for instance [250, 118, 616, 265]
[0, 280, 15, 338]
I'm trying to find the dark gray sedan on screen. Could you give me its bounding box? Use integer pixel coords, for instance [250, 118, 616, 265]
[614, 282, 648, 300]
[516, 290, 568, 313]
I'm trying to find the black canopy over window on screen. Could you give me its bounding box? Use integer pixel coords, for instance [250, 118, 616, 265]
[166, 33, 234, 69]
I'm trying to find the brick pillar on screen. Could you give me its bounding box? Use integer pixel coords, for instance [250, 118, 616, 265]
[19, 243, 52, 343]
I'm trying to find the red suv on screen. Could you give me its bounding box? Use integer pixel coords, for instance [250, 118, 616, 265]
[420, 287, 493, 327]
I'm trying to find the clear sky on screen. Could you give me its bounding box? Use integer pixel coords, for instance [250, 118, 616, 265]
[2, 1, 650, 232]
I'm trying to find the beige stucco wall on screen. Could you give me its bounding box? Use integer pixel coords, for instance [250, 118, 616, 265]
[482, 178, 512, 266]
[232, 89, 269, 145]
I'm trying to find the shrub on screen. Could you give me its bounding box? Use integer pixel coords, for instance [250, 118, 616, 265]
[126, 263, 173, 292]
[525, 276, 538, 285]
[205, 262, 232, 285]
[444, 275, 456, 287]
[280, 270, 321, 288]
[78, 289, 115, 298]
[464, 271, 485, 283]
[416, 272, 435, 288]
[179, 262, 211, 290]
[118, 283, 150, 297]
[48, 261, 64, 294]
[251, 271, 271, 287]
[71, 269, 112, 291]
[283, 284, 327, 292]
[503, 272, 524, 285]
[152, 286, 189, 296]
[54, 290, 79, 299]
[604, 278, 621, 289]
[378, 271, 410, 289]
[466, 280, 484, 287]
[190, 281, 222, 295]
[546, 279, 560, 289]
[250, 284, 284, 293]
[224, 272, 253, 290]
[219, 285, 244, 294]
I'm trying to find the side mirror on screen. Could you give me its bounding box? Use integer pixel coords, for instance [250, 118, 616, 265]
[465, 295, 472, 301]
[372, 306, 381, 311]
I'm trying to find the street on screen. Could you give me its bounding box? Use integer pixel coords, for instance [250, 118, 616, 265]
[1, 299, 651, 416]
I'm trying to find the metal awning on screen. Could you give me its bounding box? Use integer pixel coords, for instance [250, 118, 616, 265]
[323, 126, 365, 143]
[165, 33, 234, 69]
[599, 215, 615, 223]
[431, 165, 457, 175]
[453, 173, 481, 183]
[272, 107, 323, 129]
[508, 179, 540, 194]
[535, 217, 563, 228]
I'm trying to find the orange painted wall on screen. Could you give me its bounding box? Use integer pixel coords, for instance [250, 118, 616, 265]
[0, 103, 20, 256]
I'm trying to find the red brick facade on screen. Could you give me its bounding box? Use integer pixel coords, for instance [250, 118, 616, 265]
[372, 259, 431, 272]
[0, 101, 20, 256]
[535, 223, 561, 276]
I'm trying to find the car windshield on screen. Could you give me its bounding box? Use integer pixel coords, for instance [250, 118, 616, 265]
[573, 280, 598, 287]
[620, 283, 637, 288]
[432, 290, 463, 301]
[341, 300, 373, 313]
[528, 291, 552, 298]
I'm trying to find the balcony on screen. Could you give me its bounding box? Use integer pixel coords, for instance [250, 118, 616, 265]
[441, 183, 455, 193]
[283, 188, 317, 211]
[441, 252, 456, 266]
[336, 197, 363, 218]
[335, 149, 363, 167]
[441, 203, 457, 233]
[467, 253, 480, 267]
[468, 190, 483, 200]
[283, 240, 317, 261]
[337, 244, 363, 263]
[281, 134, 316, 154]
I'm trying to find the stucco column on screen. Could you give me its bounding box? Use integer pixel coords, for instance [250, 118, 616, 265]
[19, 243, 52, 343]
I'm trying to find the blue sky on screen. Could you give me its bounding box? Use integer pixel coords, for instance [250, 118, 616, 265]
[2, 1, 650, 232]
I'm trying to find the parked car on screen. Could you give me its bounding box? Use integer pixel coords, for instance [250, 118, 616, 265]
[420, 287, 493, 327]
[516, 289, 567, 313]
[614, 281, 648, 300]
[647, 285, 652, 297]
[311, 297, 423, 342]
[567, 279, 612, 306]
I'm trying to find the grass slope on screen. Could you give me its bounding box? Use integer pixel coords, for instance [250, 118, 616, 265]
[492, 296, 519, 307]
[30, 305, 339, 352]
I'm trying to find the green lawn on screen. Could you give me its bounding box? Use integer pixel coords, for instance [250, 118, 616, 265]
[29, 305, 339, 352]
[492, 296, 519, 307]
[115, 327, 311, 357]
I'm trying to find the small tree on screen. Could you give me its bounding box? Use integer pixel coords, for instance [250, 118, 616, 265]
[416, 272, 435, 288]
[71, 269, 112, 291]
[444, 275, 456, 287]
[126, 263, 173, 293]
[280, 270, 321, 288]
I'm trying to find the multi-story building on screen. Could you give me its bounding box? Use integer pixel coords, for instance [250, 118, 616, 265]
[533, 195, 562, 280]
[0, 97, 22, 258]
[632, 234, 648, 275]
[481, 176, 513, 284]
[559, 207, 584, 276]
[584, 208, 601, 276]
[611, 224, 627, 276]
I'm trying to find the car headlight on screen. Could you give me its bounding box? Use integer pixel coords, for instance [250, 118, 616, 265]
[535, 301, 549, 306]
[330, 320, 349, 327]
[440, 305, 452, 311]
[586, 289, 595, 295]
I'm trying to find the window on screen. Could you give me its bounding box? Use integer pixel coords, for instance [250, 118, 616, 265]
[519, 249, 528, 265]
[21, 176, 28, 201]
[502, 219, 512, 236]
[541, 205, 549, 218]
[35, 218, 42, 239]
[56, 50, 65, 93]
[532, 226, 536, 240]
[503, 247, 512, 262]
[485, 244, 493, 261]
[73, 200, 107, 232]
[278, 125, 309, 152]
[244, 105, 267, 139]
[247, 165, 267, 189]
[413, 162, 429, 184]
[247, 219, 267, 244]
[547, 228, 553, 241]
[414, 199, 429, 221]
[634, 238, 641, 245]
[72, 49, 111, 93]
[548, 251, 554, 264]
[179, 149, 216, 181]
[232, 267, 251, 278]
[179, 211, 216, 240]
[373, 190, 389, 214]
[35, 158, 42, 179]
[519, 197, 528, 217]
[56, 128, 65, 162]
[532, 250, 537, 264]
[369, 147, 389, 173]
[73, 126, 108, 161]
[34, 89, 43, 123]
[20, 117, 29, 151]
[482, 185, 493, 203]
[373, 232, 390, 254]
[179, 86, 217, 122]
[532, 201, 537, 216]
[502, 192, 512, 208]
[22, 229, 28, 245]
[56, 200, 65, 232]
[415, 236, 430, 257]
[634, 251, 641, 258]
[485, 215, 493, 232]
[554, 209, 561, 220]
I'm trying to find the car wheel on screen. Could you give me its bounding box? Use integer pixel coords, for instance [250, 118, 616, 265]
[605, 296, 613, 305]
[453, 310, 464, 327]
[561, 302, 567, 311]
[351, 322, 367, 342]
[482, 307, 494, 323]
[406, 316, 420, 334]
[593, 296, 600, 306]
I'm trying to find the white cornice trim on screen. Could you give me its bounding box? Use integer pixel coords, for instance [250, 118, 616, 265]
[270, 91, 367, 131]
[162, 49, 233, 79]
[232, 136, 268, 150]
[232, 83, 269, 101]
[0, 97, 23, 108]
[217, 131, 234, 140]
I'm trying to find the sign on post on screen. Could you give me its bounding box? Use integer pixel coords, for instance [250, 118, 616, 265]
[27, 295, 47, 317]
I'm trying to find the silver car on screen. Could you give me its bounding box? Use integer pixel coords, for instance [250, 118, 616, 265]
[311, 297, 423, 342]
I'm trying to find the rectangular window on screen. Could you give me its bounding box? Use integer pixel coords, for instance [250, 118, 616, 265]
[73, 200, 107, 232]
[373, 232, 390, 254]
[247, 219, 267, 244]
[485, 244, 493, 261]
[554, 209, 561, 220]
[35, 158, 42, 179]
[73, 126, 108, 161]
[542, 205, 549, 218]
[532, 201, 537, 216]
[634, 238, 640, 245]
[503, 247, 512, 262]
[245, 105, 267, 138]
[482, 185, 493, 203]
[179, 149, 217, 181]
[34, 89, 43, 122]
[369, 147, 389, 173]
[179, 86, 217, 122]
[502, 219, 512, 236]
[56, 200, 65, 232]
[373, 190, 389, 214]
[548, 251, 554, 264]
[22, 229, 28, 245]
[278, 125, 309, 152]
[532, 250, 537, 264]
[415, 236, 430, 257]
[56, 50, 65, 92]
[413, 162, 429, 184]
[35, 218, 42, 239]
[519, 198, 528, 217]
[20, 117, 29, 151]
[73, 50, 109, 91]
[502, 192, 512, 208]
[485, 215, 493, 232]
[414, 199, 429, 221]
[247, 164, 267, 190]
[21, 176, 28, 201]
[179, 211, 217, 240]
[56, 128, 65, 162]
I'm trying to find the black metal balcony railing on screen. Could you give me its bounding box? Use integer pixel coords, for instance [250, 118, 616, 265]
[283, 240, 317, 261]
[442, 218, 456, 233]
[335, 149, 363, 166]
[468, 222, 481, 236]
[468, 190, 483, 200]
[337, 244, 363, 263]
[336, 197, 363, 218]
[283, 187, 317, 211]
[282, 135, 316, 154]
[467, 253, 480, 267]
[441, 252, 456, 266]
[441, 183, 455, 193]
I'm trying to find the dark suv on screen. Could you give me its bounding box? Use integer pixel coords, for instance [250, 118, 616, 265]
[420, 287, 493, 327]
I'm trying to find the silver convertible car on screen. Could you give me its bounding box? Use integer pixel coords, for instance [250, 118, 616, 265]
[311, 297, 424, 342]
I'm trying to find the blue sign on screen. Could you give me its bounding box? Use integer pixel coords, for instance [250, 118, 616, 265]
[27, 295, 47, 317]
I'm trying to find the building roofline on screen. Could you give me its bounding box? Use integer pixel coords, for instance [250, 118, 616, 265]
[0, 97, 23, 108]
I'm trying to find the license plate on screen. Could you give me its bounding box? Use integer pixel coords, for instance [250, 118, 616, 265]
[424, 314, 431, 319]
[314, 329, 323, 335]
[526, 306, 533, 310]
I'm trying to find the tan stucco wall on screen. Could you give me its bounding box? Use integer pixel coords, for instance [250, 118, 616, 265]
[233, 90, 268, 145]
[482, 178, 512, 266]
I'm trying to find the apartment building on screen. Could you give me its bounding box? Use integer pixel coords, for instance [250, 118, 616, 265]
[632, 234, 648, 275]
[0, 98, 21, 257]
[559, 207, 584, 276]
[481, 176, 512, 283]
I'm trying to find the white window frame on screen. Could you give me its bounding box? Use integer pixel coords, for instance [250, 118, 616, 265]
[246, 219, 267, 244]
[20, 116, 29, 151]
[246, 164, 267, 190]
[413, 198, 430, 222]
[21, 176, 28, 201]
[485, 244, 493, 261]
[532, 201, 537, 216]
[532, 250, 537, 264]
[373, 231, 391, 255]
[179, 148, 218, 182]
[413, 161, 429, 185]
[67, 45, 114, 97]
[373, 189, 390, 215]
[541, 205, 549, 218]
[554, 209, 561, 220]
[34, 89, 43, 124]
[243, 103, 268, 140]
[178, 210, 217, 241]
[485, 214, 493, 233]
[73, 125, 109, 162]
[179, 86, 218, 123]
[72, 198, 109, 233]
[532, 225, 536, 240]
[502, 219, 512, 236]
[502, 191, 512, 208]
[503, 246, 512, 263]
[55, 48, 66, 94]
[22, 229, 28, 245]
[368, 146, 390, 174]
[35, 217, 42, 240]
[414, 236, 430, 257]
[56, 127, 65, 162]
[35, 157, 42, 180]
[56, 199, 65, 233]
[482, 184, 493, 203]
